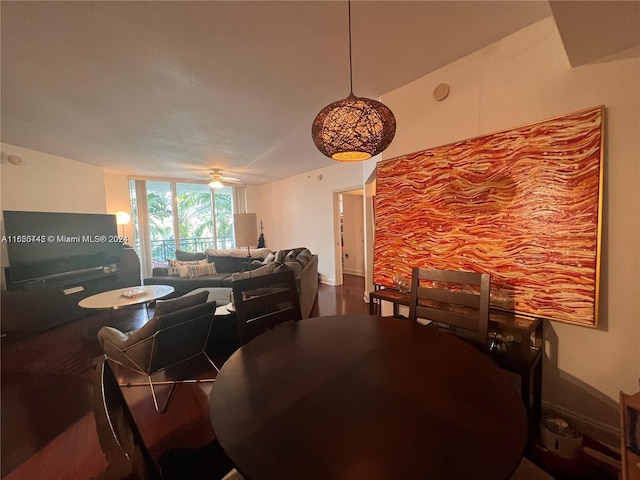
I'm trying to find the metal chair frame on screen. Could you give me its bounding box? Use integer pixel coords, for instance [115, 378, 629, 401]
[100, 302, 219, 413]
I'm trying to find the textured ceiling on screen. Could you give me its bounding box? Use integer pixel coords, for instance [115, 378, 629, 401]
[1, 1, 638, 185]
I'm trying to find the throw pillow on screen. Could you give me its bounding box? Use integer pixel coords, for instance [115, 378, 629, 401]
[187, 262, 217, 278]
[177, 265, 191, 278]
[230, 262, 277, 281]
[175, 249, 206, 261]
[296, 249, 313, 267]
[274, 250, 287, 265]
[284, 259, 302, 278]
[154, 290, 209, 316]
[167, 258, 207, 276]
[284, 250, 297, 262]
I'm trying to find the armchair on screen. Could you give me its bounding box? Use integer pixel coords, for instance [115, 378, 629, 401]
[97, 291, 219, 413]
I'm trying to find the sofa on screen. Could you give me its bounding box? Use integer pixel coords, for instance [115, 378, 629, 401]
[144, 247, 319, 318]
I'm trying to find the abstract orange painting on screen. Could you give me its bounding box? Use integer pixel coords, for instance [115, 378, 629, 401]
[374, 106, 603, 327]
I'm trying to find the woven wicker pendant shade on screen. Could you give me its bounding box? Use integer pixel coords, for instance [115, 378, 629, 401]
[312, 93, 396, 161]
[311, 1, 396, 162]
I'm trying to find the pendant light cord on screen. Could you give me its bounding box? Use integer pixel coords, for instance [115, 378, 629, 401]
[348, 0, 353, 95]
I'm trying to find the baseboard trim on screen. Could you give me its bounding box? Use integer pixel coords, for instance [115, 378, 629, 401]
[343, 269, 364, 277]
[541, 401, 620, 450]
[319, 274, 335, 286]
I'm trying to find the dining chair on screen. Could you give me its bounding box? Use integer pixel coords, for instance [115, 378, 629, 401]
[97, 291, 220, 413]
[93, 355, 237, 480]
[232, 269, 302, 345]
[93, 354, 159, 479]
[408, 267, 491, 349]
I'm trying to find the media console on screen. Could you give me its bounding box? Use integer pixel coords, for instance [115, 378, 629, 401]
[1, 248, 141, 333]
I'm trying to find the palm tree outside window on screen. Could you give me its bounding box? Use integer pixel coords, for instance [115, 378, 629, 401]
[128, 179, 235, 276]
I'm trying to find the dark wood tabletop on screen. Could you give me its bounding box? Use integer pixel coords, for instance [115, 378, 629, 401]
[209, 314, 528, 480]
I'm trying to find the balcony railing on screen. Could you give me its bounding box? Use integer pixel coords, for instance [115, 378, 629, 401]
[135, 236, 235, 267]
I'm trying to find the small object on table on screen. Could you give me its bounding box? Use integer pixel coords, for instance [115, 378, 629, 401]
[120, 287, 147, 298]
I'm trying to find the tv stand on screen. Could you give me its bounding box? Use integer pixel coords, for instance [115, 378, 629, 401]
[1, 249, 141, 333]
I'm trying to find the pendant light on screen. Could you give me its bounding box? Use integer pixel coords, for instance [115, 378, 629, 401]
[312, 0, 396, 161]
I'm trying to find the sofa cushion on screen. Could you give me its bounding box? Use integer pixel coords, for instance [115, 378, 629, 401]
[283, 259, 302, 278]
[230, 262, 277, 281]
[296, 248, 313, 267]
[280, 250, 301, 276]
[205, 247, 272, 259]
[145, 274, 231, 291]
[207, 255, 237, 273]
[175, 249, 206, 261]
[273, 250, 286, 264]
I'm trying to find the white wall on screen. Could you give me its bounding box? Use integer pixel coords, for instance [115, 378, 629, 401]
[104, 172, 134, 243]
[379, 17, 640, 440]
[1, 143, 107, 213]
[257, 163, 367, 285]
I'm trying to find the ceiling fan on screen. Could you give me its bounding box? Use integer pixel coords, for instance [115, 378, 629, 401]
[207, 169, 241, 189]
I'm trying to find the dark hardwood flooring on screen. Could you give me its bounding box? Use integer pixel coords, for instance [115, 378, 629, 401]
[1, 274, 617, 480]
[1, 275, 368, 480]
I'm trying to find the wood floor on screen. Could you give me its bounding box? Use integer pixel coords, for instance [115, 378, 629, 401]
[1, 275, 368, 480]
[1, 274, 616, 480]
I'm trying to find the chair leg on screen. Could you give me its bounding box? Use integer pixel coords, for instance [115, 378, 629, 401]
[119, 353, 220, 413]
[148, 371, 179, 414]
[203, 351, 220, 374]
[151, 359, 186, 413]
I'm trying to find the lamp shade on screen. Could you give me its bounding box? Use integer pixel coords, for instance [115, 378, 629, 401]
[312, 93, 396, 161]
[234, 213, 258, 248]
[115, 211, 131, 225]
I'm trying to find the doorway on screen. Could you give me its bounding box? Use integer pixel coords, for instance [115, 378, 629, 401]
[333, 189, 365, 286]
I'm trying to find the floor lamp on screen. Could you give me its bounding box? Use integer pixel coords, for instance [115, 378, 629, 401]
[115, 211, 131, 246]
[234, 213, 258, 258]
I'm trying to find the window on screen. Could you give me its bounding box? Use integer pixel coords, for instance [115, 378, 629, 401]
[129, 179, 236, 275]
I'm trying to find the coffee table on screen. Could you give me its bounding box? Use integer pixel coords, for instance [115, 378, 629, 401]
[78, 285, 174, 310]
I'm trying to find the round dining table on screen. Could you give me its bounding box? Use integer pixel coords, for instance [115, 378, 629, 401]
[209, 314, 528, 480]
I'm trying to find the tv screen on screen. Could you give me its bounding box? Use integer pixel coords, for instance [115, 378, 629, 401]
[3, 210, 123, 284]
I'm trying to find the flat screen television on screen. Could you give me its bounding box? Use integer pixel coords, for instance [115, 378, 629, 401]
[2, 210, 123, 284]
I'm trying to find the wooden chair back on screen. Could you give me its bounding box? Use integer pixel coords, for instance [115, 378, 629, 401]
[621, 382, 640, 480]
[232, 269, 302, 345]
[408, 267, 491, 349]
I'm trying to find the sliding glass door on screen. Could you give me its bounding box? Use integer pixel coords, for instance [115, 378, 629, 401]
[129, 179, 235, 275]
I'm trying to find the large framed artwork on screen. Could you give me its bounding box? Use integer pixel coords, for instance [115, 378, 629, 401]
[374, 106, 604, 327]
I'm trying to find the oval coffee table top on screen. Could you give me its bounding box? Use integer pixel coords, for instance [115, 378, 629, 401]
[210, 314, 527, 480]
[78, 284, 174, 310]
